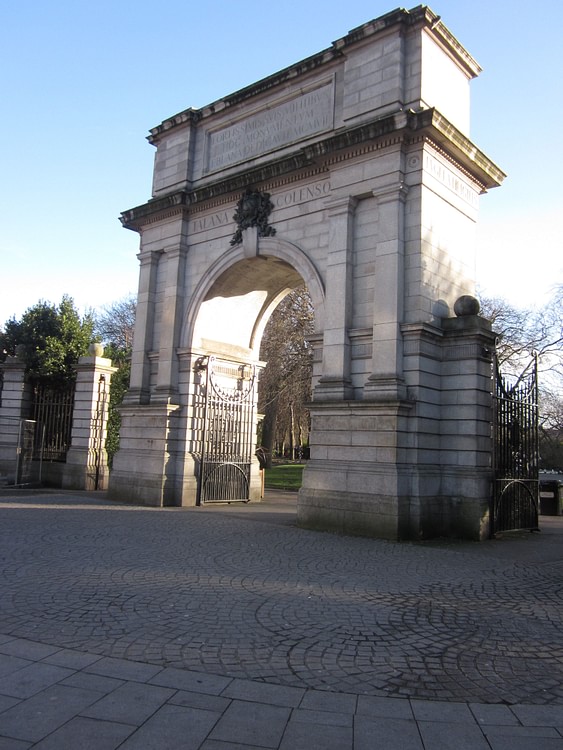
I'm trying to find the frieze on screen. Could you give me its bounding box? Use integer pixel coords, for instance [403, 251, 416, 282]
[188, 180, 331, 237]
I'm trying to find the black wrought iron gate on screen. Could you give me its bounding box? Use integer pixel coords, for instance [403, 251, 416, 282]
[196, 356, 257, 504]
[492, 357, 539, 535]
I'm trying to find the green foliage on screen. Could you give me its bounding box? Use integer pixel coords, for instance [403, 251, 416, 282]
[95, 301, 136, 468]
[0, 295, 95, 389]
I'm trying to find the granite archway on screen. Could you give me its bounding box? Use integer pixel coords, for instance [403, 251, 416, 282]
[109, 6, 504, 539]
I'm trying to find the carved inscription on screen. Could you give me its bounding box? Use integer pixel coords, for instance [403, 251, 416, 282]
[424, 152, 479, 208]
[189, 181, 331, 236]
[190, 210, 230, 235]
[206, 84, 334, 172]
[273, 180, 330, 208]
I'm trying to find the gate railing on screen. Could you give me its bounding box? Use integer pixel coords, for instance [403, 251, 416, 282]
[15, 419, 43, 486]
[492, 356, 539, 535]
[31, 383, 75, 462]
[196, 356, 257, 504]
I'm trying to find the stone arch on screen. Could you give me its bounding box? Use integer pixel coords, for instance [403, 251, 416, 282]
[181, 235, 325, 356]
[110, 7, 505, 540]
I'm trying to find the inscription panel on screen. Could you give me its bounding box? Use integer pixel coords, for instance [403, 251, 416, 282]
[206, 83, 335, 172]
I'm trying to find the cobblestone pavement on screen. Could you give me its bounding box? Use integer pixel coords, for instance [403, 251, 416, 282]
[0, 489, 562, 708]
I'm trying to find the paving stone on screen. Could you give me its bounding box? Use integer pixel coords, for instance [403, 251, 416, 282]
[209, 700, 291, 748]
[280, 714, 353, 749]
[60, 671, 125, 694]
[469, 703, 520, 726]
[31, 716, 134, 749]
[411, 700, 476, 723]
[0, 654, 32, 679]
[222, 678, 304, 707]
[84, 657, 162, 683]
[0, 738, 32, 749]
[168, 690, 232, 713]
[511, 704, 563, 727]
[417, 720, 490, 749]
[0, 694, 20, 713]
[117, 704, 220, 749]
[299, 689, 357, 714]
[290, 707, 352, 727]
[149, 667, 231, 695]
[43, 648, 103, 670]
[356, 694, 413, 719]
[0, 494, 563, 750]
[486, 736, 563, 750]
[200, 742, 266, 750]
[0, 663, 74, 699]
[0, 640, 60, 662]
[81, 681, 175, 725]
[354, 716, 424, 750]
[0, 685, 104, 743]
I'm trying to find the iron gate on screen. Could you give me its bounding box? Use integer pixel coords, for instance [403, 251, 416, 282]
[492, 357, 539, 535]
[196, 356, 257, 504]
[15, 419, 42, 486]
[31, 383, 75, 462]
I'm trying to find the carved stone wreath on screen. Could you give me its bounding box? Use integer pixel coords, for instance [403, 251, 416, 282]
[230, 188, 276, 246]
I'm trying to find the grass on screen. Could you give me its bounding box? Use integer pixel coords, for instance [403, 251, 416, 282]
[264, 463, 305, 491]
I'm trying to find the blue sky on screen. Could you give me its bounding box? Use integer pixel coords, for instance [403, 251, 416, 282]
[1, 0, 561, 325]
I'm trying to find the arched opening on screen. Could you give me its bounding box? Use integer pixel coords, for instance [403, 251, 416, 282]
[258, 286, 314, 465]
[192, 255, 303, 359]
[187, 248, 319, 505]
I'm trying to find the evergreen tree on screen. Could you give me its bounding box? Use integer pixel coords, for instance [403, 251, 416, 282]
[0, 295, 94, 389]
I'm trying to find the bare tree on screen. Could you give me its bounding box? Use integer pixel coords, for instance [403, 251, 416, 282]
[480, 285, 563, 469]
[94, 295, 136, 352]
[258, 287, 314, 464]
[479, 285, 563, 383]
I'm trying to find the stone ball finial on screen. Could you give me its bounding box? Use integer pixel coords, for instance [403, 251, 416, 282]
[89, 342, 104, 357]
[454, 295, 480, 317]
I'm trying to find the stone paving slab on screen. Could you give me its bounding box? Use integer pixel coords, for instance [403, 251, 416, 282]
[0, 634, 562, 748]
[0, 489, 562, 748]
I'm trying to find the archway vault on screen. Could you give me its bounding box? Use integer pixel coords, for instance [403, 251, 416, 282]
[184, 235, 325, 360]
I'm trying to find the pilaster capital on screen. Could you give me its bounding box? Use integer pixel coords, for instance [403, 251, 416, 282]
[162, 243, 188, 261]
[324, 195, 359, 217]
[372, 182, 408, 205]
[137, 249, 163, 267]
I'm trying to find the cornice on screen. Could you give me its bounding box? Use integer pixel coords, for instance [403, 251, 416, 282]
[410, 108, 507, 188]
[120, 108, 505, 231]
[146, 6, 480, 144]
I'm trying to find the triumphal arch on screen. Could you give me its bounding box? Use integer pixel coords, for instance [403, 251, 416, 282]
[109, 6, 505, 539]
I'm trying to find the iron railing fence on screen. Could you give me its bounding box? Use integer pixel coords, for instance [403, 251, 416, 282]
[492, 356, 539, 535]
[31, 383, 75, 462]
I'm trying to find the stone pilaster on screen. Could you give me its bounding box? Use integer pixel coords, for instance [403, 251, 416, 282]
[315, 196, 356, 401]
[364, 182, 408, 401]
[153, 244, 188, 403]
[0, 355, 32, 481]
[124, 249, 161, 405]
